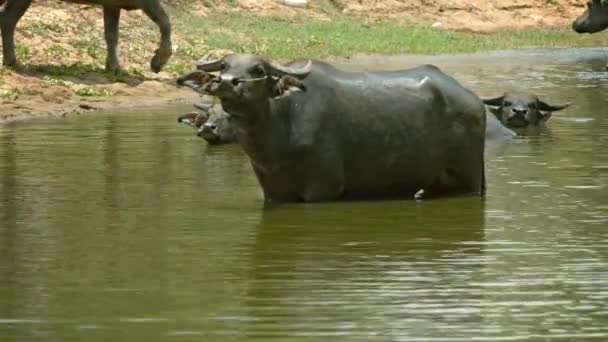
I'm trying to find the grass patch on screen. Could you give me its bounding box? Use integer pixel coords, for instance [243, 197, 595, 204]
[42, 75, 71, 87]
[164, 62, 192, 74]
[26, 21, 64, 35]
[45, 44, 68, 58]
[75, 87, 115, 97]
[74, 37, 105, 62]
[15, 44, 31, 61]
[168, 9, 604, 59]
[1, 87, 22, 101]
[28, 62, 103, 77]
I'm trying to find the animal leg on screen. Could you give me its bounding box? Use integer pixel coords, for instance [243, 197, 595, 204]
[140, 0, 171, 72]
[103, 6, 120, 71]
[0, 0, 32, 68]
[102, 6, 121, 72]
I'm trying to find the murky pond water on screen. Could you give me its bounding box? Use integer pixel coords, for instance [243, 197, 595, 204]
[1, 48, 608, 341]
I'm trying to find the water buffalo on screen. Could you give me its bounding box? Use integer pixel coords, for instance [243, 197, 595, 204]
[177, 54, 486, 203]
[177, 103, 236, 144]
[573, 0, 608, 34]
[483, 93, 569, 128]
[0, 0, 171, 72]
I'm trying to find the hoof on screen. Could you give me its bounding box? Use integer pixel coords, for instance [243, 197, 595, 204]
[150, 48, 171, 73]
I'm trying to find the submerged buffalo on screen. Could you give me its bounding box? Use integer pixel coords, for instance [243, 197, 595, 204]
[483, 93, 569, 128]
[0, 0, 171, 72]
[177, 103, 236, 144]
[177, 54, 486, 203]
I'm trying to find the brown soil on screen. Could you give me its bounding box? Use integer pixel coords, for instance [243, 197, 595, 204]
[0, 0, 588, 123]
[329, 0, 585, 32]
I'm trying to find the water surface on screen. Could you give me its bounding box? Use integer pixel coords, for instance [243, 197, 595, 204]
[1, 48, 608, 341]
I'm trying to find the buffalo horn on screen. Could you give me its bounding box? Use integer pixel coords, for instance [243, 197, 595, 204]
[266, 60, 312, 78]
[196, 53, 224, 72]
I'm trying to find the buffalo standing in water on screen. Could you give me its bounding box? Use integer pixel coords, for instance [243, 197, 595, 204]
[178, 54, 486, 203]
[177, 103, 236, 145]
[0, 0, 171, 72]
[483, 93, 569, 128]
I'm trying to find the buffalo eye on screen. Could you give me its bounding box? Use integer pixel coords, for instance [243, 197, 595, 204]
[503, 101, 512, 107]
[249, 64, 265, 77]
[529, 103, 538, 109]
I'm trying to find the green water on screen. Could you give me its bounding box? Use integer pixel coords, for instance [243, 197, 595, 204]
[1, 48, 608, 341]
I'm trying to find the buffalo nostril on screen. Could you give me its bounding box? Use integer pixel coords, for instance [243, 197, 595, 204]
[512, 108, 527, 115]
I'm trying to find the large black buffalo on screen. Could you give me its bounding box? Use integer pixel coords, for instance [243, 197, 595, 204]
[177, 54, 486, 203]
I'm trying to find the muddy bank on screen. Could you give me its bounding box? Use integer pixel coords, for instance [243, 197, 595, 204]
[0, 72, 199, 124]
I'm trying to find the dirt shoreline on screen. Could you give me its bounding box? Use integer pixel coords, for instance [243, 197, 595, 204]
[0, 74, 199, 124]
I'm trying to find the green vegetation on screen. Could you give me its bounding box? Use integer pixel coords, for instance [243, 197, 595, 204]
[74, 37, 105, 62]
[165, 10, 603, 60]
[26, 21, 63, 35]
[45, 44, 68, 58]
[75, 87, 115, 97]
[1, 87, 22, 101]
[14, 44, 31, 61]
[28, 62, 103, 77]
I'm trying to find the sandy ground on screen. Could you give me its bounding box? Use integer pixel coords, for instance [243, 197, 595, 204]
[0, 0, 589, 123]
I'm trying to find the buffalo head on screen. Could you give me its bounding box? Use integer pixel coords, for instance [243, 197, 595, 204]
[177, 103, 236, 144]
[483, 93, 569, 128]
[573, 0, 608, 33]
[177, 54, 311, 106]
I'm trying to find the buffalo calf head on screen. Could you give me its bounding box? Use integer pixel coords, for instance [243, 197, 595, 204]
[177, 103, 236, 144]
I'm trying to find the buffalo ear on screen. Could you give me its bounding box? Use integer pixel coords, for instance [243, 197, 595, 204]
[537, 110, 552, 124]
[537, 100, 570, 112]
[176, 71, 217, 95]
[483, 95, 505, 107]
[272, 75, 307, 98]
[177, 112, 204, 127]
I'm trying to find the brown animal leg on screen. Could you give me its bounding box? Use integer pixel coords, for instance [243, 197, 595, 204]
[102, 6, 121, 72]
[140, 0, 172, 72]
[0, 0, 33, 68]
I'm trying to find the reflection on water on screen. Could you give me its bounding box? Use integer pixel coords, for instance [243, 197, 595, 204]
[1, 48, 608, 341]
